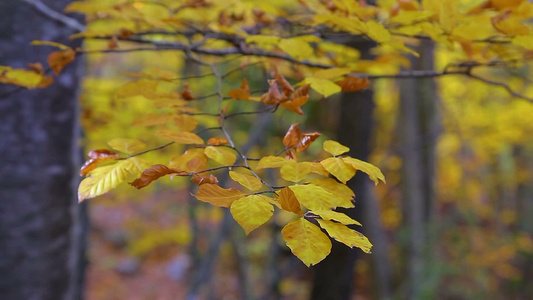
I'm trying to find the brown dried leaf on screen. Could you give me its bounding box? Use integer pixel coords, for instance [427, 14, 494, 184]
[191, 174, 219, 186]
[181, 82, 194, 100]
[48, 50, 75, 75]
[274, 69, 294, 96]
[207, 137, 229, 146]
[129, 164, 187, 189]
[260, 80, 285, 105]
[80, 149, 120, 176]
[335, 76, 369, 92]
[296, 132, 321, 152]
[283, 123, 303, 148]
[228, 78, 250, 100]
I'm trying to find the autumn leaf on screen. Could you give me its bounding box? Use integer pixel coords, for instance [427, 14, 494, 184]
[289, 184, 337, 210]
[129, 164, 187, 189]
[256, 156, 288, 169]
[207, 137, 228, 146]
[335, 76, 370, 92]
[194, 183, 244, 207]
[181, 82, 194, 100]
[274, 69, 294, 96]
[116, 80, 158, 99]
[282, 218, 332, 267]
[308, 178, 354, 208]
[229, 170, 263, 191]
[260, 79, 285, 105]
[48, 50, 75, 75]
[174, 114, 198, 132]
[281, 84, 311, 115]
[78, 157, 150, 202]
[283, 123, 303, 148]
[323, 140, 350, 156]
[190, 174, 219, 186]
[280, 161, 311, 182]
[277, 187, 302, 216]
[108, 138, 146, 154]
[317, 220, 372, 253]
[312, 210, 361, 225]
[302, 162, 329, 176]
[0, 66, 52, 88]
[169, 148, 208, 172]
[228, 78, 250, 100]
[303, 77, 341, 98]
[320, 157, 356, 184]
[230, 194, 274, 234]
[132, 113, 174, 126]
[342, 157, 386, 184]
[80, 149, 120, 176]
[156, 130, 204, 144]
[204, 146, 237, 166]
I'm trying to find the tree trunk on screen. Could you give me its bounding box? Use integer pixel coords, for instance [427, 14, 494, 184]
[398, 39, 439, 299]
[0, 1, 86, 299]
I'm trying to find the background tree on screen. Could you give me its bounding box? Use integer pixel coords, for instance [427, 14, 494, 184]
[2, 0, 533, 299]
[0, 0, 86, 299]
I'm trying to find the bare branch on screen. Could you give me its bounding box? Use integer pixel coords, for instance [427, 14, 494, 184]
[22, 0, 85, 32]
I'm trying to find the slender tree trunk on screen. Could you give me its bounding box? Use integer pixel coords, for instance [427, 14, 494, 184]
[398, 39, 439, 299]
[0, 1, 86, 299]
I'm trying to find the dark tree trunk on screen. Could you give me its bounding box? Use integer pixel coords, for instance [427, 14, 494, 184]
[0, 1, 86, 300]
[310, 38, 376, 300]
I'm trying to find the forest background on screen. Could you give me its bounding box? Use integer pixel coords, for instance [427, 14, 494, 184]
[0, 0, 533, 299]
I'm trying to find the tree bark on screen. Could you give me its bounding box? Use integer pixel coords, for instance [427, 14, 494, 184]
[0, 1, 86, 299]
[398, 39, 439, 299]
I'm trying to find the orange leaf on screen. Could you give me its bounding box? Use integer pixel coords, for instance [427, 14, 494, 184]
[47, 50, 75, 75]
[191, 174, 219, 186]
[181, 82, 194, 100]
[129, 164, 187, 189]
[260, 80, 285, 105]
[87, 149, 119, 160]
[296, 132, 321, 152]
[80, 149, 120, 175]
[207, 137, 229, 146]
[278, 186, 303, 216]
[283, 123, 303, 148]
[335, 76, 369, 92]
[228, 78, 250, 100]
[27, 62, 44, 74]
[274, 69, 294, 96]
[195, 183, 245, 207]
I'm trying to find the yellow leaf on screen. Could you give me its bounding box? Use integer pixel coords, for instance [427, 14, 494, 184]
[195, 184, 244, 208]
[280, 161, 311, 182]
[174, 114, 198, 132]
[246, 35, 281, 45]
[278, 187, 302, 216]
[512, 35, 533, 49]
[257, 156, 288, 169]
[169, 148, 207, 172]
[0, 66, 50, 88]
[229, 170, 263, 191]
[303, 77, 342, 98]
[30, 40, 72, 50]
[289, 184, 337, 210]
[312, 210, 361, 225]
[279, 38, 313, 60]
[365, 21, 391, 43]
[302, 162, 330, 176]
[281, 218, 332, 267]
[308, 178, 354, 208]
[132, 113, 174, 126]
[317, 220, 372, 253]
[493, 16, 529, 36]
[320, 157, 356, 184]
[230, 194, 274, 234]
[204, 146, 237, 166]
[390, 11, 434, 25]
[439, 0, 458, 32]
[323, 140, 350, 156]
[156, 130, 204, 144]
[342, 157, 386, 185]
[78, 157, 148, 202]
[312, 68, 352, 80]
[116, 80, 158, 99]
[108, 138, 146, 155]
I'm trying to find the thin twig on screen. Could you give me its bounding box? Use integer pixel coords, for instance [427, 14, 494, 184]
[22, 0, 85, 32]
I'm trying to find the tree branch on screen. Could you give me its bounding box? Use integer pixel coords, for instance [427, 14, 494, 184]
[22, 0, 85, 32]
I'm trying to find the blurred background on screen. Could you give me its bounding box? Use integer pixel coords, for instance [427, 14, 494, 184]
[1, 0, 532, 300]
